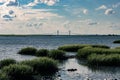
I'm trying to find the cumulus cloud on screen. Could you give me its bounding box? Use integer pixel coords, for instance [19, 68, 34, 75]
[3, 0, 18, 7]
[96, 5, 107, 10]
[105, 9, 115, 15]
[83, 9, 88, 14]
[26, 0, 59, 7]
[41, 0, 59, 6]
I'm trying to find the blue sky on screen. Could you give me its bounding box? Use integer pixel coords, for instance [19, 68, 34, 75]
[0, 0, 120, 35]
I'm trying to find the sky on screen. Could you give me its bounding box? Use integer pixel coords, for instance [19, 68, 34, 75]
[0, 0, 120, 35]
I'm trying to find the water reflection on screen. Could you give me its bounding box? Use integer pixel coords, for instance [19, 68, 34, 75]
[87, 65, 120, 74]
[77, 59, 120, 80]
[58, 58, 120, 80]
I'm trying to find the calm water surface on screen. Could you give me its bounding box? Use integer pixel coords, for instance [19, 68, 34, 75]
[0, 35, 120, 80]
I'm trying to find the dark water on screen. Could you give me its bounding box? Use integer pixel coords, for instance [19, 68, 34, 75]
[0, 35, 120, 80]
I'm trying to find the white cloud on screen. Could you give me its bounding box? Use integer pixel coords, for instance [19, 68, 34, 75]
[0, 0, 7, 3]
[96, 5, 107, 10]
[105, 9, 115, 15]
[0, 1, 62, 21]
[26, 0, 59, 7]
[83, 9, 88, 14]
[3, 0, 18, 7]
[26, 2, 37, 7]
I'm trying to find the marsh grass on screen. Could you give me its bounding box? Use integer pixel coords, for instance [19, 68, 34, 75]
[113, 40, 120, 43]
[77, 47, 120, 59]
[48, 49, 66, 60]
[0, 72, 8, 80]
[1, 64, 34, 80]
[18, 47, 37, 55]
[20, 57, 58, 75]
[87, 54, 120, 66]
[36, 49, 49, 57]
[58, 44, 110, 52]
[91, 44, 110, 49]
[115, 47, 120, 49]
[58, 44, 91, 52]
[0, 59, 16, 69]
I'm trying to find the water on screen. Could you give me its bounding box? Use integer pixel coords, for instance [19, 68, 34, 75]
[0, 35, 120, 80]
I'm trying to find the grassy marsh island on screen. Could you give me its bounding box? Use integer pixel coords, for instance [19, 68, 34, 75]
[1, 64, 33, 80]
[58, 44, 110, 52]
[88, 54, 120, 66]
[48, 49, 66, 60]
[58, 44, 89, 52]
[36, 49, 49, 57]
[113, 40, 120, 43]
[77, 47, 120, 59]
[18, 47, 37, 55]
[58, 44, 120, 66]
[18, 48, 67, 60]
[77, 46, 120, 66]
[20, 57, 58, 75]
[0, 57, 58, 80]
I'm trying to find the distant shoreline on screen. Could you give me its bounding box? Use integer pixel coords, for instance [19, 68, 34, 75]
[0, 34, 119, 36]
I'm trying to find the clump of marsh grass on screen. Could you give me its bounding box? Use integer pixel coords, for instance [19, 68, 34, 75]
[91, 44, 110, 49]
[87, 54, 120, 66]
[0, 59, 16, 69]
[113, 40, 120, 43]
[1, 64, 34, 80]
[0, 72, 8, 80]
[77, 47, 120, 59]
[18, 47, 37, 55]
[58, 44, 90, 52]
[20, 57, 58, 75]
[48, 49, 66, 60]
[36, 49, 49, 57]
[58, 44, 110, 52]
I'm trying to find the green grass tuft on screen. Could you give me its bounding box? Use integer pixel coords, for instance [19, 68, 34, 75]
[113, 40, 120, 43]
[1, 64, 34, 80]
[0, 59, 16, 69]
[58, 44, 90, 52]
[88, 54, 120, 66]
[20, 57, 58, 75]
[49, 49, 66, 60]
[0, 72, 9, 80]
[36, 49, 49, 57]
[18, 47, 37, 55]
[91, 44, 110, 49]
